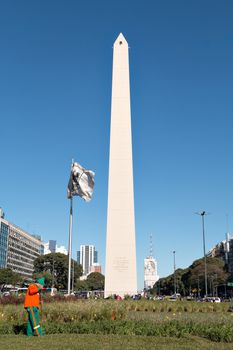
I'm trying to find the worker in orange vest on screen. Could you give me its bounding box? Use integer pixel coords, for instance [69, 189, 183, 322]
[24, 277, 44, 336]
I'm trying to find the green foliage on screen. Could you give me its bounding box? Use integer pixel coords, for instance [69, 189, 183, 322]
[33, 271, 53, 288]
[1, 318, 233, 342]
[182, 257, 229, 294]
[86, 272, 105, 291]
[75, 280, 88, 291]
[0, 300, 233, 342]
[0, 299, 232, 320]
[154, 257, 230, 296]
[33, 253, 82, 289]
[0, 268, 22, 290]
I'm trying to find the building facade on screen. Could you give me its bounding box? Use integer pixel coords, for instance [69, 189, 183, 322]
[207, 234, 233, 277]
[0, 219, 8, 268]
[56, 245, 68, 255]
[89, 263, 102, 274]
[144, 257, 159, 290]
[43, 240, 67, 255]
[77, 245, 98, 276]
[49, 240, 56, 253]
[0, 214, 43, 280]
[227, 237, 233, 277]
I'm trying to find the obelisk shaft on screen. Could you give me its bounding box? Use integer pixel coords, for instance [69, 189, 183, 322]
[105, 33, 137, 297]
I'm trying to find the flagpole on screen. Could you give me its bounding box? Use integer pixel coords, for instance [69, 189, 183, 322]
[67, 159, 94, 296]
[68, 196, 73, 295]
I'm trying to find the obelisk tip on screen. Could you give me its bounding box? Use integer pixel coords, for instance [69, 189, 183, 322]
[114, 33, 128, 46]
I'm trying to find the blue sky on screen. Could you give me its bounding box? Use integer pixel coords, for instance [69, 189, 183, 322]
[0, 0, 233, 290]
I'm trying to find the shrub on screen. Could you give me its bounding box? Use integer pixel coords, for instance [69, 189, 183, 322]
[0, 320, 233, 342]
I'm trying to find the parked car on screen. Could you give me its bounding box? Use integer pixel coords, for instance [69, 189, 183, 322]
[41, 287, 57, 296]
[212, 297, 221, 303]
[168, 293, 181, 301]
[204, 297, 221, 303]
[154, 295, 164, 300]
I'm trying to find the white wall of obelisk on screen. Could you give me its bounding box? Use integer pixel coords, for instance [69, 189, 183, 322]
[105, 33, 137, 297]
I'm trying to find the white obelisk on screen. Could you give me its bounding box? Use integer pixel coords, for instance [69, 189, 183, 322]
[105, 33, 137, 298]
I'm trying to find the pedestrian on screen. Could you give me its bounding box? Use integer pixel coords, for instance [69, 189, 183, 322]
[24, 277, 45, 336]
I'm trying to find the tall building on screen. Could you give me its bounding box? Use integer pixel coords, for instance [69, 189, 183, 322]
[105, 33, 137, 298]
[144, 257, 159, 290]
[0, 211, 43, 280]
[94, 250, 98, 263]
[56, 245, 68, 255]
[90, 263, 102, 274]
[77, 245, 98, 276]
[206, 234, 233, 277]
[49, 240, 56, 253]
[144, 235, 159, 290]
[228, 238, 233, 276]
[43, 240, 67, 255]
[0, 210, 8, 268]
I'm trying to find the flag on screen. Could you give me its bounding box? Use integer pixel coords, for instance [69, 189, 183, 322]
[67, 162, 95, 201]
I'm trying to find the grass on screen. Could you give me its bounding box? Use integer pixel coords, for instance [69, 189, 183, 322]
[0, 334, 233, 350]
[1, 299, 233, 344]
[127, 310, 233, 323]
[1, 299, 233, 323]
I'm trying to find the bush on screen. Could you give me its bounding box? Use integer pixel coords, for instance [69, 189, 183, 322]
[1, 299, 233, 342]
[0, 320, 233, 342]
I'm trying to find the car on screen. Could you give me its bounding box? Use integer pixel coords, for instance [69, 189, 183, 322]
[169, 293, 181, 301]
[16, 288, 28, 295]
[204, 297, 221, 303]
[154, 296, 164, 300]
[132, 294, 141, 300]
[213, 297, 221, 303]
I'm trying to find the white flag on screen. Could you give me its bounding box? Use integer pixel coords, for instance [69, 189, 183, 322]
[67, 162, 95, 201]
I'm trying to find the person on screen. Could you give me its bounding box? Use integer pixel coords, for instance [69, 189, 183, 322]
[24, 277, 45, 336]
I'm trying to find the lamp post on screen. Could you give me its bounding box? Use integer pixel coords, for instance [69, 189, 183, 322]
[215, 273, 218, 297]
[72, 259, 75, 293]
[196, 211, 208, 297]
[197, 275, 200, 298]
[52, 254, 55, 288]
[173, 250, 176, 295]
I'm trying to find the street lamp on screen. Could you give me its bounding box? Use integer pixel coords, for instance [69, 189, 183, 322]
[195, 211, 209, 297]
[197, 275, 200, 298]
[173, 250, 176, 295]
[52, 254, 55, 288]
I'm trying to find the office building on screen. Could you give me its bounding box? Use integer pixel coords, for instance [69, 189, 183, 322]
[144, 234, 159, 289]
[49, 240, 56, 253]
[43, 240, 67, 255]
[0, 209, 8, 268]
[77, 245, 98, 276]
[89, 263, 102, 274]
[56, 245, 68, 255]
[144, 257, 159, 290]
[207, 234, 233, 277]
[0, 210, 43, 280]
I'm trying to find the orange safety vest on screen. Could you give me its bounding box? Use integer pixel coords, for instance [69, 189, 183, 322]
[24, 283, 41, 308]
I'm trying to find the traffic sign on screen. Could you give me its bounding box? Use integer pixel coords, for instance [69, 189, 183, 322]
[227, 282, 233, 287]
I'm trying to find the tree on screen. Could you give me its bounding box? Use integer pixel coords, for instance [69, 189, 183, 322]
[182, 257, 229, 296]
[86, 272, 105, 290]
[33, 253, 82, 289]
[32, 271, 53, 288]
[153, 266, 188, 296]
[153, 257, 230, 297]
[75, 280, 89, 291]
[0, 268, 22, 291]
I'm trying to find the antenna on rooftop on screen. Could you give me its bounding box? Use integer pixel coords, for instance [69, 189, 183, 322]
[225, 214, 230, 263]
[149, 233, 153, 258]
